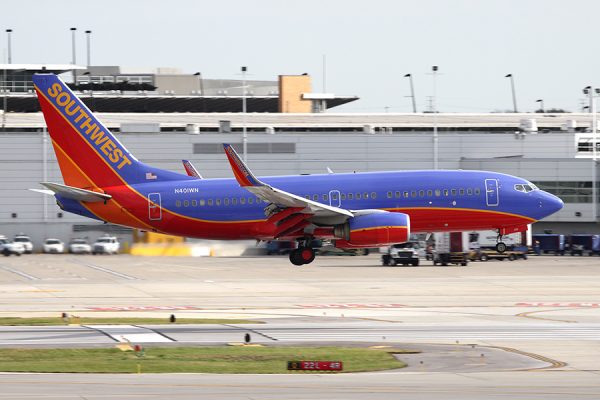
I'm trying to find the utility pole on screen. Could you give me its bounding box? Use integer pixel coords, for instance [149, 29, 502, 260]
[5, 29, 12, 64]
[505, 74, 518, 112]
[70, 28, 77, 86]
[85, 30, 92, 66]
[241, 66, 247, 162]
[404, 73, 417, 113]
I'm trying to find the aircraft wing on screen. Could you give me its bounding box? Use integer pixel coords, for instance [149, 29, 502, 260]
[222, 144, 353, 219]
[32, 182, 112, 203]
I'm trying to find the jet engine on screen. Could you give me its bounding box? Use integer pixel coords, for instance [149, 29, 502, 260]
[334, 211, 410, 248]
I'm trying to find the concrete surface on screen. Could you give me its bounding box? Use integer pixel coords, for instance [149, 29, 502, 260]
[0, 254, 598, 399]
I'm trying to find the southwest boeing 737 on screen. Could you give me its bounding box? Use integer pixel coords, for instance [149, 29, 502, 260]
[31, 74, 563, 265]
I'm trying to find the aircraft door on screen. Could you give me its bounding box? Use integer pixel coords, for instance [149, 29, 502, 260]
[484, 179, 499, 207]
[148, 193, 162, 220]
[329, 190, 341, 207]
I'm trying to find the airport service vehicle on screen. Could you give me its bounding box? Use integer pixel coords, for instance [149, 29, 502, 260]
[468, 229, 529, 261]
[43, 238, 65, 254]
[92, 236, 120, 255]
[13, 234, 33, 254]
[0, 236, 25, 256]
[382, 243, 420, 266]
[533, 234, 565, 255]
[567, 234, 600, 256]
[30, 74, 564, 266]
[68, 238, 92, 254]
[432, 232, 469, 266]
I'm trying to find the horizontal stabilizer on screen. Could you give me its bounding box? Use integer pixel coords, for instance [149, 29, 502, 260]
[36, 182, 112, 203]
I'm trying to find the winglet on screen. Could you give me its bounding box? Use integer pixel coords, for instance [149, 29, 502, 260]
[222, 144, 263, 187]
[182, 160, 203, 179]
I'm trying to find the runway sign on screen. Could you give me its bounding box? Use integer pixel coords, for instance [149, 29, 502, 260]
[287, 361, 343, 371]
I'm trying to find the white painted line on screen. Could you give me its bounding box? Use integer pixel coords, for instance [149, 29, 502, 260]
[0, 265, 39, 280]
[69, 260, 138, 280]
[85, 325, 173, 343]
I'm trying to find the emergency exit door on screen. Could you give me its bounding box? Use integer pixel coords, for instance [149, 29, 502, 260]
[484, 179, 499, 207]
[148, 193, 162, 220]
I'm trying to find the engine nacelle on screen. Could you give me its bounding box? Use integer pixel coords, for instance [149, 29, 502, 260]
[334, 212, 410, 248]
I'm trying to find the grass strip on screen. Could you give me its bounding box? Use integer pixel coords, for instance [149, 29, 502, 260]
[0, 317, 259, 326]
[0, 346, 407, 373]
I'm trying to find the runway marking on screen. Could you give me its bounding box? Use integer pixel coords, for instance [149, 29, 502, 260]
[68, 259, 138, 280]
[85, 305, 202, 311]
[517, 302, 600, 308]
[84, 325, 174, 343]
[222, 324, 278, 341]
[0, 265, 40, 281]
[298, 303, 406, 309]
[516, 309, 579, 324]
[489, 345, 567, 370]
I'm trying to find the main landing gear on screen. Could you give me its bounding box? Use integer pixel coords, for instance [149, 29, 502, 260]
[496, 232, 507, 253]
[289, 237, 316, 266]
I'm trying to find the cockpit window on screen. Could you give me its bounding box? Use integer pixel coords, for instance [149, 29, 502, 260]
[514, 183, 537, 193]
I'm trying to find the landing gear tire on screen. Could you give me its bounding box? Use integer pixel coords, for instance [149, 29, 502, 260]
[496, 242, 507, 253]
[289, 247, 315, 266]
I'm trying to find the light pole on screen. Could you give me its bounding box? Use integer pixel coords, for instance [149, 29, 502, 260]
[5, 29, 12, 64]
[193, 72, 206, 112]
[583, 86, 599, 224]
[535, 99, 544, 113]
[505, 74, 518, 112]
[404, 73, 417, 113]
[241, 66, 247, 162]
[432, 66, 439, 170]
[70, 28, 77, 86]
[85, 30, 92, 67]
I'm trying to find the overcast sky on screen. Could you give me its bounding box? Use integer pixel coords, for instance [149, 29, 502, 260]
[2, 0, 599, 112]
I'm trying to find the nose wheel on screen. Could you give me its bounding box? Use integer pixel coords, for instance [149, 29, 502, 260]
[289, 247, 316, 266]
[496, 232, 507, 253]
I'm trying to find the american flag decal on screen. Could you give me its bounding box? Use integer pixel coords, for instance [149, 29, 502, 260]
[146, 172, 157, 180]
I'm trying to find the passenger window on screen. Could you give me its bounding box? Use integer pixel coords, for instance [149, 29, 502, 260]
[332, 193, 338, 200]
[403, 191, 409, 198]
[459, 189, 465, 196]
[208, 199, 213, 206]
[451, 189, 457, 196]
[192, 200, 197, 207]
[427, 190, 433, 197]
[323, 194, 328, 201]
[364, 192, 369, 199]
[240, 198, 246, 205]
[313, 194, 319, 201]
[348, 193, 354, 200]
[341, 193, 346, 200]
[387, 191, 392, 198]
[248, 197, 254, 204]
[232, 198, 237, 205]
[199, 199, 205, 206]
[475, 188, 481, 195]
[216, 199, 221, 206]
[435, 189, 441, 197]
[395, 191, 401, 198]
[443, 189, 449, 196]
[371, 192, 377, 199]
[356, 193, 361, 200]
[419, 190, 425, 197]
[411, 191, 417, 198]
[467, 188, 473, 195]
[184, 200, 189, 207]
[176, 200, 181, 207]
[305, 195, 310, 199]
[224, 198, 230, 206]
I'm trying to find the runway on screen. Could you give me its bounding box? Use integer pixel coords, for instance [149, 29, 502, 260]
[0, 254, 598, 399]
[0, 322, 599, 346]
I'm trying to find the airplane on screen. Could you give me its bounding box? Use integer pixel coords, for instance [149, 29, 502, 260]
[31, 73, 564, 265]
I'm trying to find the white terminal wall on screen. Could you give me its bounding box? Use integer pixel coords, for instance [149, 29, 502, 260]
[0, 131, 596, 244]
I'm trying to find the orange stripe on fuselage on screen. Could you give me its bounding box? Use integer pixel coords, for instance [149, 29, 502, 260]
[51, 139, 155, 230]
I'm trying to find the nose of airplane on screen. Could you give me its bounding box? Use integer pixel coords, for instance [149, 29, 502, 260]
[541, 191, 564, 216]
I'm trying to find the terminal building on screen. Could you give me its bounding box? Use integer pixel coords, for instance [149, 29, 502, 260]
[1, 65, 598, 247]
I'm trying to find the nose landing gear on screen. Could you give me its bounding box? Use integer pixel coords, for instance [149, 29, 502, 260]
[496, 232, 507, 253]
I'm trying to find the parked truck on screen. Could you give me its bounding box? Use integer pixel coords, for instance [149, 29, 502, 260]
[432, 232, 469, 266]
[567, 234, 600, 256]
[532, 234, 565, 255]
[468, 227, 530, 261]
